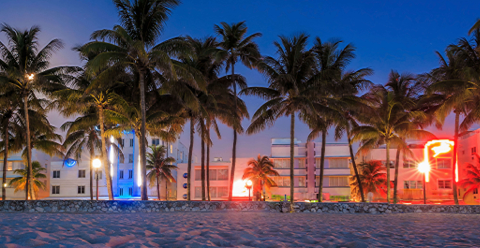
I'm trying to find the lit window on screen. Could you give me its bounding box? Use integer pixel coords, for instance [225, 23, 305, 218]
[273, 176, 291, 187]
[53, 170, 60, 179]
[77, 186, 85, 194]
[170, 145, 173, 154]
[438, 180, 452, 189]
[78, 170, 86, 178]
[437, 159, 451, 169]
[297, 159, 306, 168]
[52, 186, 60, 194]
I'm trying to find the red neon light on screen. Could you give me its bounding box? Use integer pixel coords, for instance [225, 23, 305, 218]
[419, 139, 458, 182]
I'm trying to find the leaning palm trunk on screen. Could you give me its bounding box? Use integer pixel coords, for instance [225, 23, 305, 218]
[206, 128, 211, 201]
[347, 127, 364, 202]
[187, 117, 194, 201]
[318, 129, 326, 202]
[156, 175, 160, 200]
[98, 107, 114, 200]
[201, 139, 206, 200]
[386, 140, 391, 203]
[23, 94, 33, 200]
[139, 70, 148, 201]
[165, 179, 168, 201]
[229, 64, 237, 201]
[289, 113, 295, 209]
[452, 111, 460, 205]
[89, 145, 94, 200]
[2, 120, 9, 200]
[393, 147, 401, 203]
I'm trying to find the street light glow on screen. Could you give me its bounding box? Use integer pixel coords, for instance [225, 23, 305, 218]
[27, 73, 34, 80]
[419, 139, 456, 182]
[93, 158, 101, 169]
[246, 180, 252, 187]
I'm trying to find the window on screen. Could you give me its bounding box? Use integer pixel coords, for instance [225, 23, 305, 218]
[474, 188, 479, 195]
[273, 176, 291, 187]
[119, 188, 124, 196]
[217, 187, 228, 197]
[403, 160, 417, 168]
[128, 170, 133, 179]
[6, 162, 13, 171]
[437, 158, 451, 169]
[296, 176, 306, 187]
[329, 176, 349, 187]
[170, 145, 173, 154]
[98, 171, 103, 179]
[78, 170, 86, 178]
[274, 159, 289, 169]
[404, 181, 423, 189]
[128, 187, 133, 196]
[329, 159, 349, 168]
[438, 180, 452, 189]
[120, 139, 125, 147]
[128, 154, 134, 163]
[209, 187, 217, 198]
[217, 169, 228, 180]
[472, 147, 477, 155]
[52, 186, 60, 194]
[195, 169, 202, 181]
[53, 170, 60, 178]
[177, 151, 180, 160]
[152, 139, 160, 146]
[129, 139, 134, 147]
[119, 170, 124, 179]
[195, 187, 202, 198]
[382, 161, 395, 168]
[297, 159, 306, 168]
[77, 186, 85, 194]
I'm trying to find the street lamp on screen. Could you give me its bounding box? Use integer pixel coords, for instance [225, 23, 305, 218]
[27, 73, 34, 81]
[418, 161, 430, 204]
[245, 180, 253, 201]
[93, 158, 101, 200]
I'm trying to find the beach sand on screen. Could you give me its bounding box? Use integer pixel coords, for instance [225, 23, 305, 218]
[0, 212, 478, 247]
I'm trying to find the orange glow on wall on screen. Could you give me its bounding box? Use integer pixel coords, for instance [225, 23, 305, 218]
[232, 179, 250, 197]
[419, 139, 457, 182]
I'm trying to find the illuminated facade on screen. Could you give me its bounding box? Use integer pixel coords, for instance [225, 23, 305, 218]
[176, 138, 353, 201]
[458, 129, 480, 204]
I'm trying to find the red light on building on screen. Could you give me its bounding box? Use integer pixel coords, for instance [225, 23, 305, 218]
[419, 139, 457, 182]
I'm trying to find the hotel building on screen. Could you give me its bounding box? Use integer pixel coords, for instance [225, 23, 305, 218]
[176, 138, 353, 201]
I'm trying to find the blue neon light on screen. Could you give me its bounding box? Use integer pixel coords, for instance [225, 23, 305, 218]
[183, 173, 188, 178]
[183, 194, 187, 199]
[183, 183, 187, 189]
[64, 158, 77, 167]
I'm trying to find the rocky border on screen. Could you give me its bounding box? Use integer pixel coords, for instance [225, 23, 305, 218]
[0, 200, 479, 214]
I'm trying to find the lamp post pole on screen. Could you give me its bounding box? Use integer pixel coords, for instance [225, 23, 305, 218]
[423, 172, 427, 205]
[245, 180, 253, 201]
[96, 168, 99, 201]
[93, 158, 101, 201]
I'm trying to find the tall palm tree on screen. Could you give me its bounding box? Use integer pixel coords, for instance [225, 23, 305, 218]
[352, 85, 433, 203]
[81, 0, 190, 200]
[350, 160, 387, 201]
[459, 154, 480, 201]
[0, 24, 76, 200]
[62, 109, 101, 200]
[242, 34, 317, 207]
[242, 155, 279, 200]
[9, 161, 46, 200]
[215, 21, 261, 201]
[146, 145, 176, 200]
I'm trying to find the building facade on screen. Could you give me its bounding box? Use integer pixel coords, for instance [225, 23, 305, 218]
[458, 129, 480, 204]
[176, 138, 353, 201]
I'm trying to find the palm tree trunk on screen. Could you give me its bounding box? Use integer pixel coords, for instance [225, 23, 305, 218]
[23, 94, 32, 200]
[201, 138, 206, 201]
[156, 175, 160, 200]
[289, 113, 295, 208]
[393, 146, 401, 204]
[386, 140, 391, 203]
[318, 129, 326, 202]
[206, 128, 211, 201]
[452, 110, 460, 205]
[2, 121, 9, 200]
[139, 70, 148, 201]
[166, 178, 168, 201]
[89, 145, 94, 201]
[347, 127, 364, 202]
[229, 63, 237, 201]
[187, 117, 194, 201]
[98, 106, 114, 200]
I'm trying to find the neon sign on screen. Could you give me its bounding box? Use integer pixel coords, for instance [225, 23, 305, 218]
[418, 139, 457, 182]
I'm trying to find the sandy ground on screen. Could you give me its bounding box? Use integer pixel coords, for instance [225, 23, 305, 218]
[0, 212, 479, 247]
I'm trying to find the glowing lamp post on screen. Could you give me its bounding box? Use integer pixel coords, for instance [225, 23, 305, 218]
[92, 158, 102, 200]
[245, 180, 253, 201]
[418, 161, 430, 204]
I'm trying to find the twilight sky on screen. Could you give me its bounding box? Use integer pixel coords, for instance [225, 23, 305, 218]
[1, 0, 479, 160]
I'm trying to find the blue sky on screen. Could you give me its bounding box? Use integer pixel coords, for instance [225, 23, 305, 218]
[1, 0, 479, 160]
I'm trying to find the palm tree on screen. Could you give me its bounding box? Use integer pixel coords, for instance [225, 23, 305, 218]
[0, 24, 77, 200]
[215, 21, 261, 201]
[9, 161, 46, 200]
[80, 0, 190, 200]
[62, 109, 101, 200]
[242, 34, 317, 207]
[350, 160, 387, 201]
[352, 85, 433, 203]
[146, 145, 176, 200]
[459, 156, 480, 201]
[242, 155, 279, 200]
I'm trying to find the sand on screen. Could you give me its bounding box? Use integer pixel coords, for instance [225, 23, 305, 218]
[0, 212, 478, 247]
